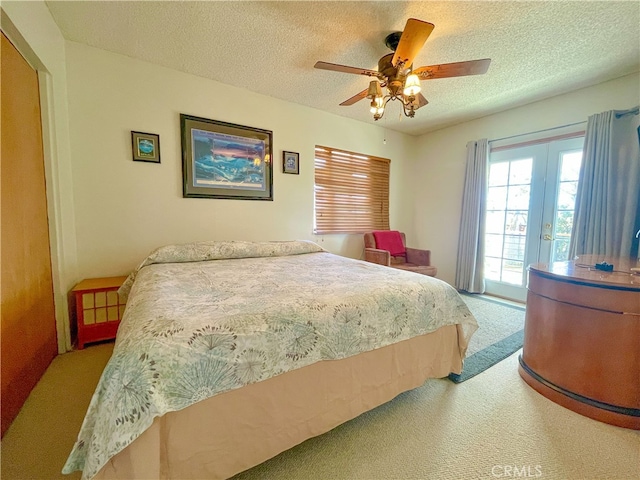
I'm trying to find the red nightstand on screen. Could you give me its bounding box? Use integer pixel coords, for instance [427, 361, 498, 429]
[72, 276, 128, 349]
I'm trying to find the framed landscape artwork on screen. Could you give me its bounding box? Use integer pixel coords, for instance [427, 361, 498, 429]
[131, 131, 160, 163]
[180, 114, 273, 200]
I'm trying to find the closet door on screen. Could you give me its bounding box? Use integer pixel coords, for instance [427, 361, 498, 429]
[1, 32, 58, 437]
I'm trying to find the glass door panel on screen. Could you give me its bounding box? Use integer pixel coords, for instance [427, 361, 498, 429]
[484, 147, 545, 301]
[552, 151, 582, 262]
[538, 139, 584, 264]
[483, 137, 583, 302]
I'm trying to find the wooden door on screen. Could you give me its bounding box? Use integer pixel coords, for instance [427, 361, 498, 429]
[1, 32, 58, 437]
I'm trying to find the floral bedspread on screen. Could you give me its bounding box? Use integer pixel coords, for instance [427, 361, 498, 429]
[63, 240, 477, 479]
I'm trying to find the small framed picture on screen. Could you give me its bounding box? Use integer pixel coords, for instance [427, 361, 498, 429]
[131, 131, 160, 163]
[283, 151, 299, 175]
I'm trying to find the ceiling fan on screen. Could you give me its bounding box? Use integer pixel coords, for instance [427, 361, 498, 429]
[314, 18, 491, 120]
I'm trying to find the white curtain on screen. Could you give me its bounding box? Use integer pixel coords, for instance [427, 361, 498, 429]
[570, 107, 640, 258]
[455, 139, 488, 293]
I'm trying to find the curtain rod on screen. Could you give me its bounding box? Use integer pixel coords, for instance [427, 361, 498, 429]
[615, 106, 639, 118]
[489, 120, 587, 144]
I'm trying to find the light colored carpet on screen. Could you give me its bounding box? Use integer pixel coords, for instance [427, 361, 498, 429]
[461, 294, 525, 357]
[2, 342, 638, 480]
[448, 294, 526, 382]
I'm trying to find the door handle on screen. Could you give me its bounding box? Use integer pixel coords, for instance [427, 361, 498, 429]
[543, 234, 553, 241]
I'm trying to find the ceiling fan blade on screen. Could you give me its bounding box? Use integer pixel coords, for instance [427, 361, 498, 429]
[314, 61, 380, 78]
[391, 18, 435, 68]
[340, 89, 369, 106]
[414, 59, 491, 80]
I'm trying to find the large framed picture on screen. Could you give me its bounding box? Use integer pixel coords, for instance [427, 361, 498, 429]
[131, 131, 160, 163]
[180, 114, 273, 200]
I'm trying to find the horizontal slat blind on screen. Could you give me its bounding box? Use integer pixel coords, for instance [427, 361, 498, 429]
[314, 146, 390, 234]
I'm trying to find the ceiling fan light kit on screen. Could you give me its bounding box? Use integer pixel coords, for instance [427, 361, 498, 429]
[315, 18, 491, 121]
[403, 74, 421, 97]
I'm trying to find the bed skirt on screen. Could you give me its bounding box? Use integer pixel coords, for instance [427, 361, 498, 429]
[94, 324, 464, 479]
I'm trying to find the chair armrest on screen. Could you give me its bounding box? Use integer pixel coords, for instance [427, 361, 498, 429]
[406, 247, 431, 266]
[364, 248, 391, 266]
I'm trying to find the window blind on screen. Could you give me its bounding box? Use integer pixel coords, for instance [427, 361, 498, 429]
[314, 146, 390, 234]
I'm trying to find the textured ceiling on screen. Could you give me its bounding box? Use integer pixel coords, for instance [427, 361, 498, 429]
[46, 1, 640, 136]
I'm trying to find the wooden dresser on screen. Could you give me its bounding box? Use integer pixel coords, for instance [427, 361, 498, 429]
[519, 255, 640, 429]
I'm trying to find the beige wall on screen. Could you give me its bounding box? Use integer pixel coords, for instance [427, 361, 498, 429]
[65, 42, 416, 280]
[2, 1, 78, 352]
[412, 73, 640, 285]
[4, 1, 638, 353]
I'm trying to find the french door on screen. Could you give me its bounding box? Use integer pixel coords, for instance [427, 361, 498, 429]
[484, 137, 584, 302]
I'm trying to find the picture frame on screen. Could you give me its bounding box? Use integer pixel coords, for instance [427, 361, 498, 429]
[131, 131, 160, 163]
[180, 114, 273, 200]
[282, 151, 300, 175]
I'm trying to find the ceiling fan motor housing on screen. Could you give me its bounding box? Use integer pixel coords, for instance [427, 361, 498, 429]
[378, 53, 407, 96]
[384, 31, 403, 51]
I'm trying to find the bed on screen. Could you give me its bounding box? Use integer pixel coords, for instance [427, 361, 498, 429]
[63, 240, 478, 480]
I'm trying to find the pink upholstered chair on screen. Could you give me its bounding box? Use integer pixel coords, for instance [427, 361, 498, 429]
[364, 231, 437, 277]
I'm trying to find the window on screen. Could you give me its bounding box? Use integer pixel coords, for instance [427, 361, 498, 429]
[314, 146, 390, 234]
